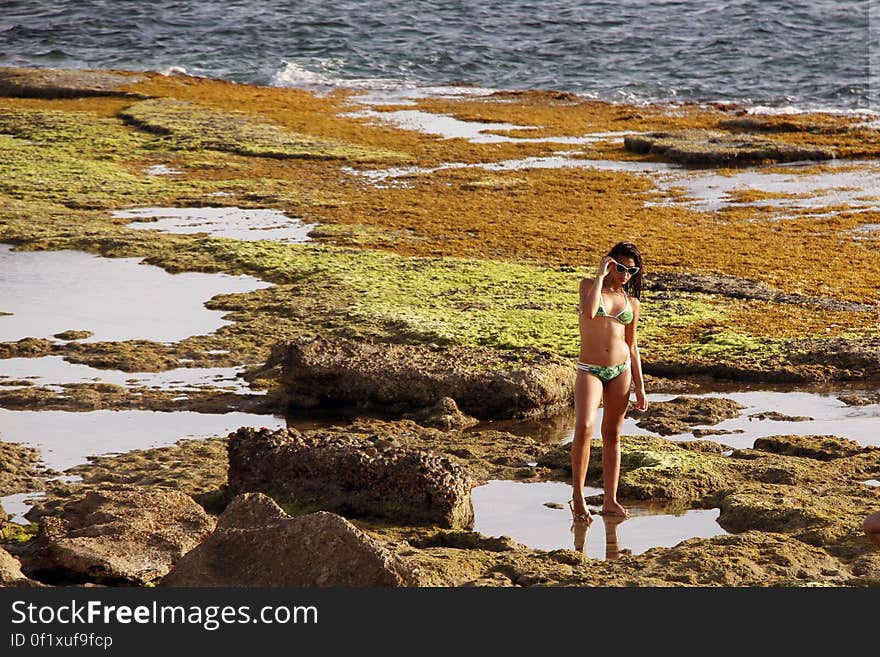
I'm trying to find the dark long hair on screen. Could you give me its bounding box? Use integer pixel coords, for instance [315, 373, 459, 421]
[607, 241, 644, 299]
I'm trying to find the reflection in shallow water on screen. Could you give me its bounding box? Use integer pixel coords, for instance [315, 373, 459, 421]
[652, 159, 880, 216]
[0, 356, 260, 395]
[0, 408, 286, 472]
[0, 491, 43, 525]
[650, 390, 880, 449]
[113, 206, 317, 243]
[479, 386, 880, 449]
[471, 480, 725, 559]
[0, 245, 272, 343]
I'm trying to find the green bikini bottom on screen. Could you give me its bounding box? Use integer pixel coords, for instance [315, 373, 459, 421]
[576, 360, 630, 383]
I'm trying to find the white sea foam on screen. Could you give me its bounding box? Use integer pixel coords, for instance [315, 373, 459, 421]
[747, 105, 878, 118]
[270, 60, 498, 103]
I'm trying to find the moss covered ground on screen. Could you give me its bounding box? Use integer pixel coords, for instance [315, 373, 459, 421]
[0, 67, 878, 380]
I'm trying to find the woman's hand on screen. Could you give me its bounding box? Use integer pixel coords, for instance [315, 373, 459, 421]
[634, 388, 648, 412]
[597, 256, 614, 278]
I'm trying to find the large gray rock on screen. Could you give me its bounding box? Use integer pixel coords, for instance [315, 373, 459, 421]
[227, 427, 474, 529]
[20, 486, 215, 585]
[161, 493, 420, 587]
[266, 336, 575, 420]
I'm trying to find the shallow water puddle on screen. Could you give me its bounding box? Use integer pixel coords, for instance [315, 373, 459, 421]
[0, 245, 272, 343]
[144, 164, 183, 176]
[471, 480, 725, 558]
[0, 356, 259, 395]
[865, 479, 880, 487]
[651, 390, 880, 449]
[345, 155, 672, 187]
[652, 159, 880, 215]
[112, 206, 317, 243]
[0, 408, 286, 473]
[347, 107, 637, 145]
[508, 388, 880, 449]
[0, 491, 44, 525]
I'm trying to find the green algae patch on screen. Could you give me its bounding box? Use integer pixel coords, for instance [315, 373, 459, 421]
[616, 436, 730, 500]
[204, 239, 585, 356]
[119, 98, 406, 162]
[538, 435, 733, 501]
[0, 108, 148, 157]
[0, 523, 38, 544]
[679, 328, 784, 359]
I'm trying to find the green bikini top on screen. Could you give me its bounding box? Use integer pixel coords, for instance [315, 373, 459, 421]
[597, 291, 634, 325]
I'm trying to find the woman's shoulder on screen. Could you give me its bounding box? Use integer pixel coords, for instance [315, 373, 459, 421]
[579, 276, 594, 288]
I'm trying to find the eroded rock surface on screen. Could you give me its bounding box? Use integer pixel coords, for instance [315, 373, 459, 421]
[751, 435, 865, 461]
[647, 272, 875, 312]
[270, 336, 575, 419]
[624, 129, 836, 165]
[0, 441, 50, 496]
[630, 395, 745, 436]
[0, 67, 145, 98]
[227, 426, 474, 528]
[19, 486, 215, 585]
[0, 547, 43, 587]
[402, 396, 480, 430]
[161, 493, 420, 587]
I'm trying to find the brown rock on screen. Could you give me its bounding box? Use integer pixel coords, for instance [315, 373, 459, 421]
[268, 336, 575, 419]
[648, 272, 874, 312]
[20, 486, 215, 585]
[402, 396, 480, 430]
[624, 129, 836, 165]
[749, 411, 812, 422]
[161, 493, 420, 587]
[631, 396, 744, 435]
[0, 67, 144, 99]
[0, 337, 54, 358]
[0, 441, 49, 496]
[752, 435, 866, 461]
[0, 547, 44, 587]
[227, 426, 474, 528]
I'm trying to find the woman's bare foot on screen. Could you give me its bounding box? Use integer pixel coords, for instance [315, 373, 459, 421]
[600, 501, 630, 518]
[569, 498, 593, 524]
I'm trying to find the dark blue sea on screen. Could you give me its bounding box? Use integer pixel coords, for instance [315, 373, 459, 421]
[0, 0, 876, 110]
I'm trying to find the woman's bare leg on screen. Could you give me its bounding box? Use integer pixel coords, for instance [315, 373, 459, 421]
[600, 370, 632, 517]
[571, 371, 603, 520]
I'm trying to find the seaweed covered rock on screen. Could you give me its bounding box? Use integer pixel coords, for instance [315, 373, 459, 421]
[161, 493, 420, 587]
[270, 336, 575, 420]
[0, 66, 144, 99]
[752, 435, 867, 461]
[119, 98, 400, 161]
[538, 434, 733, 500]
[624, 129, 835, 165]
[227, 426, 474, 528]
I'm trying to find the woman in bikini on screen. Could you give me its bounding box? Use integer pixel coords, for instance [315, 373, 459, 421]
[570, 241, 648, 524]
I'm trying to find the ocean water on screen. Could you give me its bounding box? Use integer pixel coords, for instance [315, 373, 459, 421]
[0, 0, 875, 110]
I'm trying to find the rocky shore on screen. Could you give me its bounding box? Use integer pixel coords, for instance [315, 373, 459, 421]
[1, 66, 879, 587]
